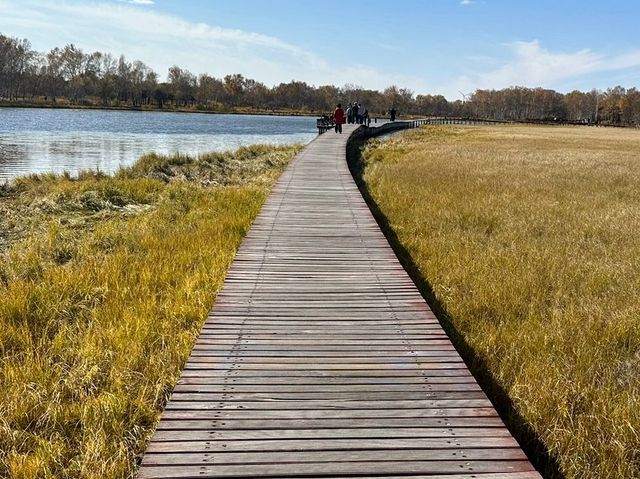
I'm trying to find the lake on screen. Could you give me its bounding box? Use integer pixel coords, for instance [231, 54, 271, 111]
[0, 108, 318, 182]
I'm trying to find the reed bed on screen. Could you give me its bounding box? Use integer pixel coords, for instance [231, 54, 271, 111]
[359, 125, 640, 479]
[0, 144, 300, 478]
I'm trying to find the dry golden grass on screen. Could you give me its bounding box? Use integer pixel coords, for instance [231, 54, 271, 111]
[0, 144, 300, 478]
[360, 125, 640, 479]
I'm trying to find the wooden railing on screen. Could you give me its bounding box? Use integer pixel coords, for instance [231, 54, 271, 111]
[318, 116, 515, 135]
[317, 118, 334, 134]
[408, 117, 512, 127]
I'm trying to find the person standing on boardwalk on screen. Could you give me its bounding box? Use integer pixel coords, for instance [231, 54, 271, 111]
[390, 106, 397, 122]
[333, 103, 345, 134]
[346, 104, 353, 124]
[352, 103, 359, 125]
[357, 103, 364, 124]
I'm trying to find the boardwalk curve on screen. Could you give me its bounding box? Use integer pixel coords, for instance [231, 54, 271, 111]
[138, 123, 541, 478]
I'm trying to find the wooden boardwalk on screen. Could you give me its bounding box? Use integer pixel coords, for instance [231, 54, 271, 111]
[138, 124, 541, 478]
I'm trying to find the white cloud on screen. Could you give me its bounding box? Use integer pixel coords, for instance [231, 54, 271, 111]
[0, 0, 432, 93]
[442, 40, 640, 99]
[126, 0, 154, 4]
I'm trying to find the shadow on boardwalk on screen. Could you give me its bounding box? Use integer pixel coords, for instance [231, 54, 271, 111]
[347, 135, 565, 479]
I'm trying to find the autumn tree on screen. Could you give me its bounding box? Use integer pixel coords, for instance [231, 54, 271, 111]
[196, 74, 225, 106]
[0, 35, 37, 100]
[2, 32, 640, 124]
[168, 65, 196, 105]
[621, 88, 640, 125]
[222, 74, 246, 106]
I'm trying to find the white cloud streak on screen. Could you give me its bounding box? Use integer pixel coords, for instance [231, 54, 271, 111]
[0, 0, 430, 92]
[444, 40, 640, 98]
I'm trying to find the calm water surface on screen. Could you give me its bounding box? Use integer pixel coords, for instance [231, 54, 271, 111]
[0, 108, 317, 181]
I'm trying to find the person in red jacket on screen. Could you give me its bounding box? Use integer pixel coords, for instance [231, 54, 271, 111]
[333, 103, 345, 134]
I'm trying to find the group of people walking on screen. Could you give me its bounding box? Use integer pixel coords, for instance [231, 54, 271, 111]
[332, 102, 370, 134]
[331, 103, 398, 134]
[346, 102, 369, 125]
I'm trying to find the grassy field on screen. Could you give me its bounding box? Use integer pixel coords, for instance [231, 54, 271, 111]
[0, 144, 300, 478]
[359, 125, 640, 479]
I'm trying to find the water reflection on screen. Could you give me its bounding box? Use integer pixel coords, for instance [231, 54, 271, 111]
[0, 109, 317, 181]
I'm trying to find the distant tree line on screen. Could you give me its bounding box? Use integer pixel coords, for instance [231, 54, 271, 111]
[466, 86, 640, 125]
[1, 33, 639, 126]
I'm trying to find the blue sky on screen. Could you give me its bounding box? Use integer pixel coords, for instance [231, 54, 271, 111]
[1, 0, 639, 99]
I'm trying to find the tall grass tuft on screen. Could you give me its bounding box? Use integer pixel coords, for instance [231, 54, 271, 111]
[359, 125, 640, 478]
[0, 144, 301, 478]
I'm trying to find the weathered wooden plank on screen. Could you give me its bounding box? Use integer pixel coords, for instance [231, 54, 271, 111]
[151, 427, 515, 441]
[179, 368, 475, 378]
[168, 392, 488, 402]
[189, 348, 459, 356]
[173, 387, 482, 397]
[182, 363, 469, 370]
[141, 448, 528, 466]
[154, 417, 508, 430]
[206, 309, 432, 316]
[176, 376, 479, 385]
[187, 358, 464, 366]
[201, 325, 443, 331]
[167, 391, 491, 411]
[145, 437, 520, 453]
[160, 407, 500, 420]
[192, 344, 455, 351]
[195, 335, 449, 341]
[202, 320, 440, 326]
[138, 460, 534, 478]
[193, 340, 456, 346]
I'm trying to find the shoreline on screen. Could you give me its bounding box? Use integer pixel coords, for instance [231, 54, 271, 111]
[0, 101, 323, 118]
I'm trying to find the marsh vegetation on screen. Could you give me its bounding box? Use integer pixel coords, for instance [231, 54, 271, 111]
[360, 124, 640, 478]
[0, 144, 300, 478]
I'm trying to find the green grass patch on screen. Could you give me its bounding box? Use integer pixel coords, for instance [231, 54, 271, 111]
[360, 125, 640, 479]
[0, 144, 301, 478]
